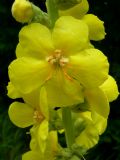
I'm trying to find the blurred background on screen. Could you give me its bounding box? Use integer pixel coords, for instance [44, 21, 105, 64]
[0, 0, 120, 159]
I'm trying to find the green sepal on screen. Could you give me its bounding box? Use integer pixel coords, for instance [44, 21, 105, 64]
[71, 100, 90, 113]
[49, 109, 63, 131]
[74, 118, 86, 137]
[71, 144, 86, 158]
[55, 147, 72, 160]
[70, 155, 81, 160]
[55, 144, 86, 160]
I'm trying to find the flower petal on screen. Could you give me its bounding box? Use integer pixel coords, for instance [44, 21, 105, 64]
[84, 88, 110, 118]
[40, 87, 49, 119]
[7, 82, 21, 99]
[75, 122, 99, 150]
[48, 131, 58, 152]
[8, 102, 34, 128]
[68, 48, 109, 88]
[37, 120, 49, 153]
[38, 120, 49, 140]
[30, 126, 58, 157]
[82, 14, 106, 41]
[92, 111, 107, 135]
[22, 151, 42, 160]
[100, 75, 119, 102]
[30, 125, 40, 151]
[52, 16, 88, 54]
[59, 0, 89, 18]
[45, 69, 84, 107]
[16, 23, 54, 59]
[9, 57, 51, 93]
[23, 89, 41, 109]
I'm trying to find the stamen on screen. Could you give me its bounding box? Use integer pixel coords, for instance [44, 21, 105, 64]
[46, 55, 53, 62]
[62, 68, 73, 81]
[46, 49, 69, 67]
[33, 110, 44, 123]
[60, 57, 69, 67]
[54, 49, 62, 55]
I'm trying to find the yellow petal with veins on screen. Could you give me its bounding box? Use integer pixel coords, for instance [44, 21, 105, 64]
[9, 57, 51, 94]
[100, 75, 119, 102]
[8, 102, 34, 128]
[82, 14, 106, 41]
[22, 151, 42, 160]
[40, 87, 49, 119]
[52, 16, 88, 55]
[92, 111, 107, 135]
[37, 120, 49, 153]
[7, 82, 21, 99]
[85, 88, 109, 118]
[45, 69, 84, 107]
[68, 48, 109, 88]
[75, 121, 99, 149]
[16, 23, 54, 59]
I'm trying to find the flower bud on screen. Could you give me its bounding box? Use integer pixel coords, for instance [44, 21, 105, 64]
[11, 0, 33, 23]
[100, 75, 119, 102]
[59, 0, 89, 18]
[82, 14, 106, 40]
[55, 0, 82, 10]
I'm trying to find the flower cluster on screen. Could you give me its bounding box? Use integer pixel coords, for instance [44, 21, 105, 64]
[8, 0, 119, 159]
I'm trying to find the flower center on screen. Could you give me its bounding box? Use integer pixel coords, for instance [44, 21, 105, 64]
[46, 49, 69, 67]
[33, 110, 44, 123]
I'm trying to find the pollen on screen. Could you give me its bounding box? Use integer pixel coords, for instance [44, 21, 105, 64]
[33, 110, 44, 123]
[46, 49, 69, 67]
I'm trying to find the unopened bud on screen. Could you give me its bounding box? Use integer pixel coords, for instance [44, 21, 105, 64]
[82, 14, 106, 40]
[55, 0, 82, 10]
[11, 0, 33, 23]
[59, 0, 89, 19]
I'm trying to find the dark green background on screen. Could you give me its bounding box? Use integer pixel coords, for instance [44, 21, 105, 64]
[0, 0, 120, 159]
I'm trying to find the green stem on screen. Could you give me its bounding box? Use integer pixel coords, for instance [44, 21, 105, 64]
[46, 0, 59, 28]
[62, 107, 75, 148]
[46, 0, 74, 149]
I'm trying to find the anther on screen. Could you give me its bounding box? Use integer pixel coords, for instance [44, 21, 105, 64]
[46, 49, 69, 67]
[33, 110, 44, 123]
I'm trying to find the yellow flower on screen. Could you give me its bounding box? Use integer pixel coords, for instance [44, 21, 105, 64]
[8, 16, 109, 108]
[8, 86, 48, 127]
[85, 75, 119, 118]
[73, 75, 119, 118]
[7, 81, 21, 99]
[12, 0, 33, 23]
[22, 130, 58, 160]
[7, 82, 50, 117]
[59, 0, 89, 18]
[59, 0, 106, 41]
[8, 86, 49, 153]
[84, 87, 110, 118]
[91, 111, 107, 135]
[100, 75, 119, 102]
[74, 111, 107, 150]
[82, 14, 106, 41]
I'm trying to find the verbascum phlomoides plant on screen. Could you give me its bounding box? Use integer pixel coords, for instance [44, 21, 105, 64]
[7, 0, 119, 159]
